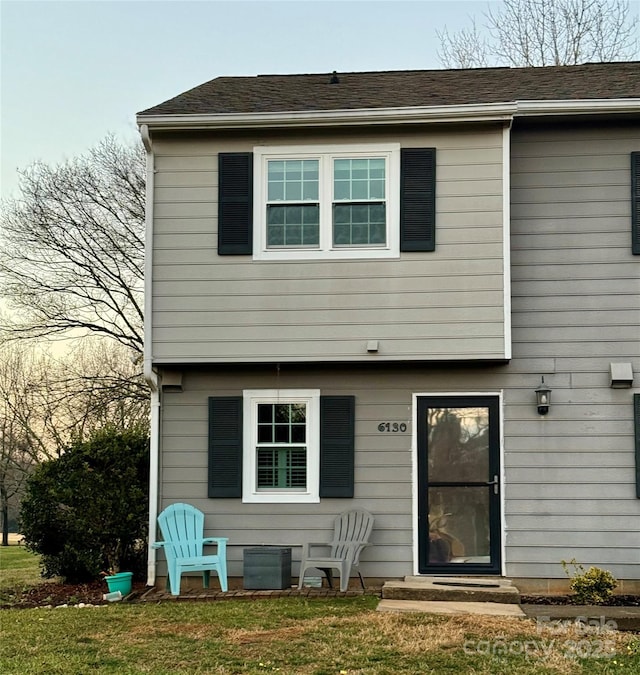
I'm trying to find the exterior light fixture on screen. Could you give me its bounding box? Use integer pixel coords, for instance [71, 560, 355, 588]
[535, 377, 551, 416]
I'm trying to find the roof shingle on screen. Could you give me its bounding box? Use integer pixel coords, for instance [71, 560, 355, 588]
[138, 62, 640, 117]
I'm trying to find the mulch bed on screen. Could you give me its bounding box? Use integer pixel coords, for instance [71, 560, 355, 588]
[521, 595, 640, 607]
[3, 581, 640, 609]
[1, 580, 148, 609]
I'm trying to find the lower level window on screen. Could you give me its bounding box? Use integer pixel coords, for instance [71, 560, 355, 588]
[256, 403, 307, 489]
[243, 390, 320, 503]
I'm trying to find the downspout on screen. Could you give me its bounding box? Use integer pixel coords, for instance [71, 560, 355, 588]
[140, 123, 160, 587]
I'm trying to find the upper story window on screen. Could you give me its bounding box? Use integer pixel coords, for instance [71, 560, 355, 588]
[218, 146, 435, 257]
[254, 144, 400, 260]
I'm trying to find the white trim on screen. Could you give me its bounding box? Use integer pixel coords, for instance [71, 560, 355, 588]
[253, 143, 400, 261]
[242, 389, 321, 504]
[137, 98, 640, 131]
[411, 391, 505, 576]
[498, 390, 506, 577]
[140, 124, 160, 587]
[502, 123, 512, 361]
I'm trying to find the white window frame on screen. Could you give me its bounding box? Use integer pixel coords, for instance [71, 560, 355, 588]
[242, 389, 320, 504]
[253, 143, 400, 261]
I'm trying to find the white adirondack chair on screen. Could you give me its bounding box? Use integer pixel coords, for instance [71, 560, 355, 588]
[298, 509, 374, 592]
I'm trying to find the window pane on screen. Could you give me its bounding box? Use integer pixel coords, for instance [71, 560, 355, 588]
[267, 206, 285, 226]
[285, 160, 302, 180]
[267, 225, 285, 246]
[268, 161, 284, 180]
[334, 180, 350, 200]
[286, 226, 302, 245]
[274, 424, 290, 443]
[302, 225, 319, 245]
[256, 447, 307, 489]
[268, 182, 285, 201]
[267, 205, 319, 248]
[333, 157, 386, 204]
[369, 221, 386, 244]
[334, 159, 350, 179]
[257, 425, 272, 443]
[333, 222, 351, 246]
[285, 182, 302, 201]
[352, 179, 369, 200]
[332, 203, 387, 246]
[302, 182, 318, 200]
[258, 405, 273, 423]
[352, 223, 368, 243]
[288, 448, 307, 488]
[370, 179, 385, 200]
[369, 203, 386, 224]
[291, 424, 306, 443]
[268, 159, 318, 204]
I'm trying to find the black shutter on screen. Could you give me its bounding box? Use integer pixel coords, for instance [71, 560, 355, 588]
[634, 394, 640, 499]
[208, 397, 242, 498]
[400, 148, 436, 252]
[218, 152, 253, 255]
[632, 152, 640, 255]
[320, 396, 355, 498]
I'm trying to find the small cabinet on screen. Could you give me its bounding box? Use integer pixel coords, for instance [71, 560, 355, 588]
[243, 547, 292, 590]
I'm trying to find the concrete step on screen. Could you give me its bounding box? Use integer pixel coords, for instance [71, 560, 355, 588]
[378, 599, 526, 617]
[382, 576, 521, 604]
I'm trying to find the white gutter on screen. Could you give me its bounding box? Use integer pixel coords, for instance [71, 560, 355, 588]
[140, 123, 160, 588]
[136, 98, 640, 131]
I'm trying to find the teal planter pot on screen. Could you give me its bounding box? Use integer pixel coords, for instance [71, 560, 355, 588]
[104, 571, 133, 596]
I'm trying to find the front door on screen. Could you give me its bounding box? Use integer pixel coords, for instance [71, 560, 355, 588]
[417, 396, 501, 574]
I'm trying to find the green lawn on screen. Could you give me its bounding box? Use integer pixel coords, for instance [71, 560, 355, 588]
[1, 546, 639, 674]
[0, 596, 638, 674]
[0, 544, 43, 589]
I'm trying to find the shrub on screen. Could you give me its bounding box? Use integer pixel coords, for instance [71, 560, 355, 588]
[561, 558, 618, 605]
[20, 427, 149, 582]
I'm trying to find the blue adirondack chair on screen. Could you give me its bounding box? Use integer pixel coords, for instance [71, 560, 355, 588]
[152, 503, 228, 595]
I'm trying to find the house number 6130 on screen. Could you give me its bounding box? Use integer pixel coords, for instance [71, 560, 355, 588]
[377, 422, 407, 433]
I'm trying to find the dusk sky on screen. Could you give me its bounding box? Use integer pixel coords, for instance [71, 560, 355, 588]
[1, 0, 498, 199]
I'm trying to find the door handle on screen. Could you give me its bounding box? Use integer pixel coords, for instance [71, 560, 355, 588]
[486, 475, 499, 495]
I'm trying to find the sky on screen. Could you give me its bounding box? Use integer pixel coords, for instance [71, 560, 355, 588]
[0, 0, 496, 200]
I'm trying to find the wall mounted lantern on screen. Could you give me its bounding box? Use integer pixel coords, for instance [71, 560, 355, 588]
[535, 377, 551, 415]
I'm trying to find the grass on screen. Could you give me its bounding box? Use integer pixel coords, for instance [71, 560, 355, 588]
[1, 546, 639, 674]
[1, 595, 639, 674]
[0, 544, 43, 590]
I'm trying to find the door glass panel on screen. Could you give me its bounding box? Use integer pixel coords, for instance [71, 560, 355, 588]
[427, 407, 489, 482]
[428, 486, 491, 564]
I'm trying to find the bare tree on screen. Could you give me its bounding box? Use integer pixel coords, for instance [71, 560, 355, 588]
[438, 0, 639, 68]
[0, 345, 48, 545]
[437, 19, 490, 69]
[0, 339, 150, 543]
[0, 135, 145, 353]
[51, 339, 150, 442]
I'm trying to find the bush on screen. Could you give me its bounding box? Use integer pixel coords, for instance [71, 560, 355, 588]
[561, 558, 618, 605]
[20, 427, 149, 582]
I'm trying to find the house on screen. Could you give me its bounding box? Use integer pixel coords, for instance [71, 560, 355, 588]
[137, 62, 640, 593]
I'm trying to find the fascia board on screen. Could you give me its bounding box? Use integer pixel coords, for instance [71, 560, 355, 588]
[136, 98, 640, 131]
[136, 102, 517, 129]
[515, 98, 640, 116]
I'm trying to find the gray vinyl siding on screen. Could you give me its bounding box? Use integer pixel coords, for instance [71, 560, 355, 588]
[151, 126, 507, 363]
[506, 121, 640, 580]
[154, 121, 639, 583]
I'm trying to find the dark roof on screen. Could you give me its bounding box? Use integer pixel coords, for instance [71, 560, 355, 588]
[139, 62, 640, 117]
